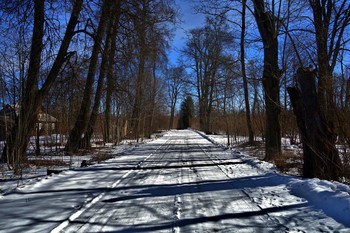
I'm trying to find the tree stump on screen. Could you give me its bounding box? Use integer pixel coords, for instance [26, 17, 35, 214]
[287, 68, 342, 180]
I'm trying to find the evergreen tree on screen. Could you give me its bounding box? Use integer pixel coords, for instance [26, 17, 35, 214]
[178, 96, 194, 129]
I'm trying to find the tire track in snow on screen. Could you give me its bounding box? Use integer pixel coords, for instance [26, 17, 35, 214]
[194, 137, 287, 230]
[50, 138, 172, 233]
[97, 137, 182, 232]
[173, 195, 182, 233]
[177, 138, 234, 232]
[82, 140, 176, 232]
[172, 141, 186, 233]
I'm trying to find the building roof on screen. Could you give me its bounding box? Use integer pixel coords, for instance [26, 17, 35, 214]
[0, 104, 58, 123]
[37, 113, 58, 123]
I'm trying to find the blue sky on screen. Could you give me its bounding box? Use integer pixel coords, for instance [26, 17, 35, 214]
[168, 0, 205, 65]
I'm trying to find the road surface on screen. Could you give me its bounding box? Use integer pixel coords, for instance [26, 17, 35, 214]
[0, 130, 348, 232]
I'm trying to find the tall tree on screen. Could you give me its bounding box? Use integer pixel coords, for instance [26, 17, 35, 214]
[184, 17, 233, 133]
[240, 0, 254, 143]
[166, 65, 185, 129]
[81, 3, 119, 148]
[65, 0, 111, 153]
[288, 68, 342, 180]
[287, 0, 349, 180]
[196, 0, 255, 141]
[104, 1, 121, 143]
[129, 0, 175, 140]
[252, 0, 282, 161]
[309, 0, 350, 121]
[2, 0, 83, 172]
[130, 0, 148, 140]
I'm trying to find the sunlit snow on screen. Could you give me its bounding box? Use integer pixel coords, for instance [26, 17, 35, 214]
[0, 130, 349, 232]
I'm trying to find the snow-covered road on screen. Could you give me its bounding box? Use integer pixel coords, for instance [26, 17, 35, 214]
[0, 130, 349, 232]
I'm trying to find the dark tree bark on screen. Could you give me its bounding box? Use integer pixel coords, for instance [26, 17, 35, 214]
[309, 0, 350, 121]
[104, 0, 121, 143]
[252, 0, 282, 161]
[131, 55, 145, 141]
[241, 0, 254, 143]
[288, 68, 342, 180]
[4, 0, 83, 172]
[83, 1, 121, 148]
[222, 75, 231, 146]
[12, 0, 45, 171]
[81, 24, 112, 148]
[345, 79, 350, 111]
[145, 59, 158, 138]
[186, 22, 230, 134]
[167, 66, 184, 130]
[169, 102, 176, 129]
[131, 2, 148, 141]
[285, 0, 350, 180]
[65, 0, 111, 153]
[35, 125, 40, 156]
[178, 96, 194, 129]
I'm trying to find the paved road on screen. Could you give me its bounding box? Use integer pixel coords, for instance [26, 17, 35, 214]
[0, 130, 347, 232]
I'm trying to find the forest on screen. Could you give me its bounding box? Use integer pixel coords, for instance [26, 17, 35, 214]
[0, 0, 349, 182]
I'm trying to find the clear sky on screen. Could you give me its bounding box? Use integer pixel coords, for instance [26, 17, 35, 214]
[168, 0, 205, 65]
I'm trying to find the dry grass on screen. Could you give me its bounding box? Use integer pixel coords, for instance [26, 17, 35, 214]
[275, 150, 303, 176]
[90, 152, 113, 163]
[27, 159, 68, 167]
[234, 141, 303, 177]
[234, 141, 265, 160]
[342, 153, 350, 184]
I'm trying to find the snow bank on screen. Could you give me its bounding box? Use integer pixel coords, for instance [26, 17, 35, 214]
[288, 178, 350, 227]
[197, 130, 277, 173]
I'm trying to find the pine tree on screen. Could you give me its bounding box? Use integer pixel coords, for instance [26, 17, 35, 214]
[178, 96, 194, 129]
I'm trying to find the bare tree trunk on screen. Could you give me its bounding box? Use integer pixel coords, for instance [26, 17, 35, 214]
[345, 79, 350, 111]
[6, 1, 46, 170]
[4, 0, 83, 172]
[169, 103, 175, 129]
[146, 62, 157, 138]
[65, 0, 110, 153]
[104, 49, 114, 143]
[287, 0, 350, 180]
[131, 9, 147, 141]
[241, 0, 254, 143]
[199, 80, 212, 134]
[8, 0, 45, 173]
[35, 125, 40, 156]
[252, 0, 281, 161]
[81, 67, 106, 149]
[223, 79, 230, 146]
[263, 47, 282, 161]
[81, 28, 111, 148]
[288, 68, 342, 180]
[131, 55, 145, 141]
[105, 0, 120, 143]
[312, 2, 333, 121]
[83, 2, 120, 148]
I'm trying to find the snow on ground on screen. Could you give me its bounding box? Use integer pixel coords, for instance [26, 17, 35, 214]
[0, 140, 139, 196]
[200, 131, 350, 227]
[0, 130, 349, 232]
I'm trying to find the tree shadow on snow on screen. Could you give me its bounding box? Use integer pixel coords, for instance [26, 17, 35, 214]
[101, 202, 309, 233]
[102, 173, 290, 203]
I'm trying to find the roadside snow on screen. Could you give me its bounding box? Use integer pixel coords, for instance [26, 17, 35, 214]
[207, 131, 350, 228]
[288, 178, 350, 226]
[0, 142, 136, 197]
